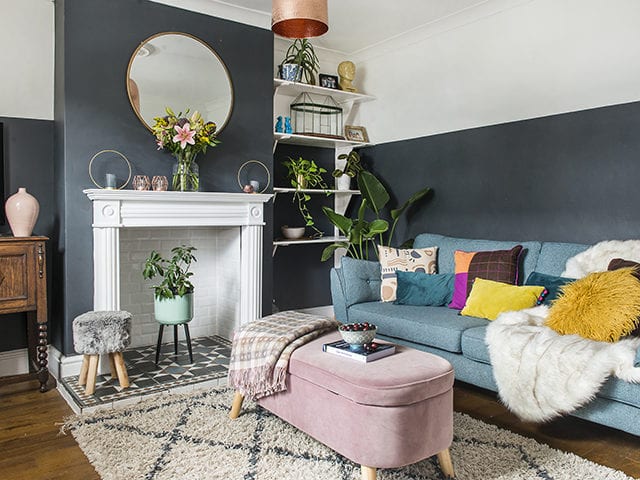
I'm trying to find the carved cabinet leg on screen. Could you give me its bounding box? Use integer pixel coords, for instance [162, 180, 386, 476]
[37, 322, 50, 392]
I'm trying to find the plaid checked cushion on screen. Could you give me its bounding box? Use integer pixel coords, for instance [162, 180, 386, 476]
[449, 245, 523, 310]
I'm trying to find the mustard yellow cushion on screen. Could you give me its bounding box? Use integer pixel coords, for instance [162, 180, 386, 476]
[461, 278, 545, 320]
[545, 267, 640, 342]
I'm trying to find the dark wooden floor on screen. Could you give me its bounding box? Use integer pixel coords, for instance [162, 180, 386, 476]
[1, 379, 638, 479]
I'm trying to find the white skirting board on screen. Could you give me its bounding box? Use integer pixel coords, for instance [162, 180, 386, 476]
[0, 348, 29, 377]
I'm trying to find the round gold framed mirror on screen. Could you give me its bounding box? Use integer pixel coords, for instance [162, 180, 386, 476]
[127, 32, 234, 132]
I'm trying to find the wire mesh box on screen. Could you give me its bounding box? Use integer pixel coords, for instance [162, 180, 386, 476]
[290, 92, 344, 139]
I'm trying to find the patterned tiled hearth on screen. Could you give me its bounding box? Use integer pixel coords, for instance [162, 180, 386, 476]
[59, 335, 231, 413]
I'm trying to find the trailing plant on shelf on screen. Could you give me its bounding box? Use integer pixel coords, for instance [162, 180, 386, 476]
[279, 39, 320, 84]
[320, 171, 431, 261]
[282, 156, 331, 238]
[142, 245, 197, 300]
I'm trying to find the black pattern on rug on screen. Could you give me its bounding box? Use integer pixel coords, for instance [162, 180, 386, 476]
[63, 387, 635, 480]
[60, 335, 231, 409]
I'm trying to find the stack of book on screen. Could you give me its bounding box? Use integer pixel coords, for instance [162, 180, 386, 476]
[322, 340, 395, 363]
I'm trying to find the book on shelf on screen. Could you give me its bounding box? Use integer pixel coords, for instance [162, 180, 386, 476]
[322, 340, 395, 363]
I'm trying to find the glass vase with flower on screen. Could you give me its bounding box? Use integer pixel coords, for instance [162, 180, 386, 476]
[151, 107, 220, 191]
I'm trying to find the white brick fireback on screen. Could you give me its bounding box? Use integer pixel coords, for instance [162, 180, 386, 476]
[119, 227, 240, 348]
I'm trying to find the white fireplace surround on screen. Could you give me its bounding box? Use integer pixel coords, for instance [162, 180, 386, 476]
[83, 189, 272, 327]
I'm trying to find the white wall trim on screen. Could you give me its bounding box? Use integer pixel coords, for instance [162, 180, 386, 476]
[148, 0, 271, 29]
[351, 0, 532, 63]
[0, 349, 29, 377]
[49, 346, 84, 379]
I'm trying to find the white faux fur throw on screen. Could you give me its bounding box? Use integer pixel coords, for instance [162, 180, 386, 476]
[486, 306, 640, 422]
[486, 239, 640, 422]
[563, 239, 640, 278]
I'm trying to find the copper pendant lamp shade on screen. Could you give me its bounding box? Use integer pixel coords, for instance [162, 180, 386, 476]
[272, 0, 328, 38]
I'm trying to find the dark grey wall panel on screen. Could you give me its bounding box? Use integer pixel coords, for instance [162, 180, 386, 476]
[56, 0, 273, 354]
[360, 101, 640, 245]
[272, 144, 337, 310]
[0, 117, 55, 352]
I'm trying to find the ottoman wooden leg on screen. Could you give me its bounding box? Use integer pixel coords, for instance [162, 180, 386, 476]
[229, 392, 244, 419]
[85, 354, 99, 395]
[78, 355, 90, 386]
[361, 465, 376, 480]
[108, 353, 118, 379]
[113, 352, 130, 389]
[437, 448, 454, 478]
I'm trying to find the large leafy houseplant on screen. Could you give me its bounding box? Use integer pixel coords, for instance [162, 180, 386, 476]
[321, 171, 430, 261]
[282, 156, 331, 238]
[142, 245, 197, 299]
[279, 39, 320, 84]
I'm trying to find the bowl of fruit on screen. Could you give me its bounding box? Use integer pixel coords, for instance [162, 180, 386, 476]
[338, 322, 378, 351]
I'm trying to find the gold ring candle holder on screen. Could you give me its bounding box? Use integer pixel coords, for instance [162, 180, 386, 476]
[237, 160, 270, 193]
[88, 150, 132, 190]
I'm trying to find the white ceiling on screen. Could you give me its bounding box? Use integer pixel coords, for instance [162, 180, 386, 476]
[218, 0, 491, 54]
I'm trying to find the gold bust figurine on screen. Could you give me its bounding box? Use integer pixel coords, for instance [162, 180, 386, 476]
[338, 61, 357, 93]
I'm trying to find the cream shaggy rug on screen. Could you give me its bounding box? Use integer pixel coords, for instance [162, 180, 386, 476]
[63, 387, 634, 480]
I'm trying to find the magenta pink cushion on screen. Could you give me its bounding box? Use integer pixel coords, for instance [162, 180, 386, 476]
[287, 331, 453, 407]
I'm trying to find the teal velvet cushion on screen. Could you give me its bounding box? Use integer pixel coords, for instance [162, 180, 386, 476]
[525, 271, 574, 304]
[341, 257, 381, 307]
[394, 271, 455, 306]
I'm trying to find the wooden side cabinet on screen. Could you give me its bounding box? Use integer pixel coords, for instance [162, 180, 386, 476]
[0, 236, 53, 392]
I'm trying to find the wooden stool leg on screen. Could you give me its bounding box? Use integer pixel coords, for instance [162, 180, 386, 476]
[437, 449, 455, 478]
[361, 465, 376, 480]
[229, 392, 245, 419]
[108, 353, 118, 379]
[85, 354, 99, 395]
[113, 351, 130, 389]
[78, 355, 90, 386]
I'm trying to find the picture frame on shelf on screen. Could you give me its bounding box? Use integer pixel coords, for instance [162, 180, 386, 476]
[319, 74, 339, 89]
[345, 125, 369, 143]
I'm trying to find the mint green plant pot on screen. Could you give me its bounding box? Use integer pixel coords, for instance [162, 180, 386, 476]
[154, 293, 194, 325]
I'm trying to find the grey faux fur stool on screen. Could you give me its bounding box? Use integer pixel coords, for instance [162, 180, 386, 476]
[73, 310, 132, 395]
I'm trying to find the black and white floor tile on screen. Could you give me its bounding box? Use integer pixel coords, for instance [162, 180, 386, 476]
[60, 335, 231, 411]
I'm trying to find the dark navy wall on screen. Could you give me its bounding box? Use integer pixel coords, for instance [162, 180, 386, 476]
[359, 101, 640, 245]
[0, 117, 55, 352]
[55, 0, 273, 355]
[272, 144, 337, 311]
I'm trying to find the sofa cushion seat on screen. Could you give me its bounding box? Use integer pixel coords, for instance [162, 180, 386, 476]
[347, 302, 487, 353]
[460, 326, 491, 365]
[598, 376, 640, 409]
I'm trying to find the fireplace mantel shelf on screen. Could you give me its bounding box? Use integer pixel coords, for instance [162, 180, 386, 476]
[83, 189, 273, 228]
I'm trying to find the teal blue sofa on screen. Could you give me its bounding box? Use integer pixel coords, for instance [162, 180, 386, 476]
[330, 233, 640, 436]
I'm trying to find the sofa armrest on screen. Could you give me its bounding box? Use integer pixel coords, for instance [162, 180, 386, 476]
[331, 258, 382, 322]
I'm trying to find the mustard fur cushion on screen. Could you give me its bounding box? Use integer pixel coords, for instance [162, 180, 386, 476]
[461, 278, 545, 321]
[545, 267, 640, 342]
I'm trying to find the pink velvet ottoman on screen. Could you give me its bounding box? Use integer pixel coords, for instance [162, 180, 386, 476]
[230, 331, 455, 480]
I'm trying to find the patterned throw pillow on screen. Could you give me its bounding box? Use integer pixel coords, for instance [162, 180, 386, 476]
[378, 245, 438, 302]
[449, 245, 523, 310]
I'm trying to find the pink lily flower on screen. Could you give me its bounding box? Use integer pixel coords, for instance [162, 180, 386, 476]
[173, 122, 196, 149]
[156, 138, 164, 150]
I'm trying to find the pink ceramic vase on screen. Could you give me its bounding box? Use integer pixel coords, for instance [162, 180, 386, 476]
[5, 187, 40, 237]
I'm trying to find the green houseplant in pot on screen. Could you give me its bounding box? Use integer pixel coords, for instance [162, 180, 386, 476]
[142, 245, 197, 323]
[320, 171, 431, 261]
[333, 150, 364, 190]
[279, 39, 320, 84]
[282, 156, 331, 239]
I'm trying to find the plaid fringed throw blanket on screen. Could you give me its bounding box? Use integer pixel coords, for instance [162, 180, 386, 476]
[228, 311, 339, 400]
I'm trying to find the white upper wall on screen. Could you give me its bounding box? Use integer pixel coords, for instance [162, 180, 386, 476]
[0, 0, 54, 120]
[355, 0, 640, 144]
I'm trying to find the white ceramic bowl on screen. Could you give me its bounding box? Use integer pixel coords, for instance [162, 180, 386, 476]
[281, 226, 305, 239]
[338, 323, 377, 345]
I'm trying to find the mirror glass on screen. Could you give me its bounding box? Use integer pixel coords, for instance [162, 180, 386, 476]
[127, 32, 234, 132]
